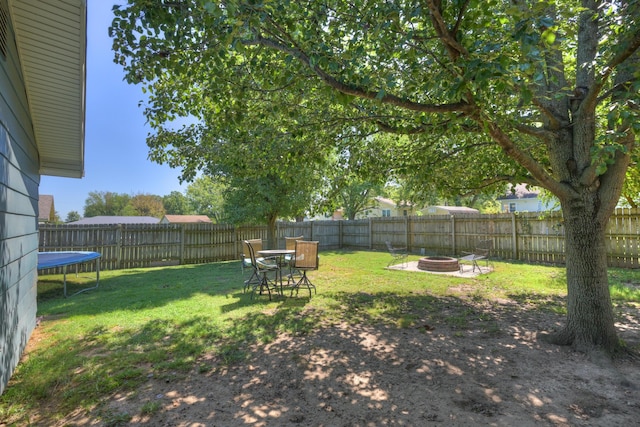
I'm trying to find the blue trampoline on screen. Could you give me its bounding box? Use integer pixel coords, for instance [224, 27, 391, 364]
[37, 251, 101, 297]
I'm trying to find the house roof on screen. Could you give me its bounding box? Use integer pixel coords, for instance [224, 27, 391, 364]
[374, 196, 413, 207]
[431, 206, 479, 214]
[9, 0, 87, 178]
[68, 216, 160, 225]
[496, 184, 540, 200]
[38, 194, 55, 221]
[374, 196, 395, 207]
[162, 215, 212, 223]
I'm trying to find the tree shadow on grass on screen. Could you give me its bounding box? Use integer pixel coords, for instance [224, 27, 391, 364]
[42, 290, 639, 425]
[22, 260, 640, 425]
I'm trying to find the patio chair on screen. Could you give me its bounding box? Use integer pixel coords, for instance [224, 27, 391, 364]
[283, 235, 304, 277]
[385, 241, 408, 267]
[241, 239, 263, 293]
[289, 240, 319, 298]
[459, 239, 493, 273]
[285, 235, 304, 251]
[246, 240, 281, 300]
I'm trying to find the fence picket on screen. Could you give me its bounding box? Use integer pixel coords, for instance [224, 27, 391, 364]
[38, 211, 640, 273]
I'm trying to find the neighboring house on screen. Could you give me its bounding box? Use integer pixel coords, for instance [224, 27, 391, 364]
[497, 184, 558, 213]
[1, 1, 87, 395]
[327, 209, 344, 221]
[68, 216, 160, 225]
[306, 209, 344, 221]
[357, 196, 419, 219]
[424, 206, 479, 215]
[160, 215, 212, 224]
[38, 194, 56, 223]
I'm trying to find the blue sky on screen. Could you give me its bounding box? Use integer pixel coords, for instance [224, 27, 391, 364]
[39, 1, 187, 219]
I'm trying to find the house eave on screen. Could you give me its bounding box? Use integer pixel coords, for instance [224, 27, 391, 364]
[9, 0, 87, 178]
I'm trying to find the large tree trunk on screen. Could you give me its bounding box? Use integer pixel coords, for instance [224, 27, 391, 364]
[266, 214, 278, 249]
[545, 199, 619, 353]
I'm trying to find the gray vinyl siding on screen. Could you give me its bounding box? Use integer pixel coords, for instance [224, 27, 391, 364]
[0, 8, 40, 395]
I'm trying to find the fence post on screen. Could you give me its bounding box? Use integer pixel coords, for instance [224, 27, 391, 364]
[116, 224, 122, 270]
[405, 215, 410, 251]
[511, 213, 518, 260]
[38, 209, 640, 270]
[233, 225, 238, 262]
[451, 215, 456, 255]
[180, 225, 185, 265]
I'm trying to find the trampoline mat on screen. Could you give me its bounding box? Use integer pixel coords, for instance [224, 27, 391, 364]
[38, 251, 101, 270]
[37, 251, 101, 297]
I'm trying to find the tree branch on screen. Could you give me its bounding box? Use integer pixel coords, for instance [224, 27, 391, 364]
[512, 123, 556, 143]
[245, 35, 473, 114]
[583, 24, 640, 110]
[531, 97, 563, 129]
[596, 78, 640, 104]
[426, 0, 469, 61]
[596, 131, 634, 223]
[375, 119, 479, 135]
[481, 117, 574, 199]
[452, 0, 471, 36]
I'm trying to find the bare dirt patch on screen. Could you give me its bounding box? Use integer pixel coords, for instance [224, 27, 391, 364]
[38, 299, 638, 427]
[11, 268, 640, 427]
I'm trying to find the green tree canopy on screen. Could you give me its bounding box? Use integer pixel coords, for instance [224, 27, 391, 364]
[83, 191, 131, 217]
[144, 81, 339, 243]
[162, 191, 193, 215]
[111, 1, 640, 354]
[215, 132, 331, 246]
[65, 211, 81, 223]
[127, 193, 166, 218]
[331, 177, 383, 221]
[83, 191, 166, 218]
[620, 163, 640, 208]
[184, 176, 227, 221]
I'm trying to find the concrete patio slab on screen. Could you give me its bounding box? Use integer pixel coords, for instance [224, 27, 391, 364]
[386, 260, 492, 278]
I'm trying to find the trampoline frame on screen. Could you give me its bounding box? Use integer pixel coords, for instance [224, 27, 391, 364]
[37, 251, 101, 297]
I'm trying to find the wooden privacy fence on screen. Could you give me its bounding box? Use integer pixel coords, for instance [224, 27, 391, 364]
[38, 208, 640, 273]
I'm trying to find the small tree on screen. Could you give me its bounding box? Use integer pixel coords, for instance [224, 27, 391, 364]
[185, 176, 227, 221]
[333, 178, 382, 221]
[65, 211, 81, 223]
[127, 193, 165, 218]
[83, 191, 131, 217]
[163, 191, 193, 215]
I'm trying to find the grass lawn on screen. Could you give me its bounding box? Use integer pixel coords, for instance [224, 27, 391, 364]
[1, 250, 639, 425]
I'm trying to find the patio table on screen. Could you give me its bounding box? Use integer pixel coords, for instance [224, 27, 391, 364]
[258, 249, 295, 292]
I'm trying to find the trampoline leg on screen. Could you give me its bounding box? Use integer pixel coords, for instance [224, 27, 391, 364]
[63, 266, 68, 298]
[70, 258, 100, 297]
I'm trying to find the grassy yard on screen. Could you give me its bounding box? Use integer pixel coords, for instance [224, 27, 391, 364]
[1, 250, 639, 425]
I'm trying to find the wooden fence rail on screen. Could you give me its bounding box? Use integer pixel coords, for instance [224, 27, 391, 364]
[38, 208, 640, 273]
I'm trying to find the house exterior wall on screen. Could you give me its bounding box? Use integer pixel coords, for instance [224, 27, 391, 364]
[498, 197, 556, 213]
[425, 206, 451, 215]
[357, 199, 414, 219]
[0, 12, 40, 395]
[423, 206, 479, 215]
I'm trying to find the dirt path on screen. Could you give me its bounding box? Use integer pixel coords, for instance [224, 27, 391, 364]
[49, 300, 640, 427]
